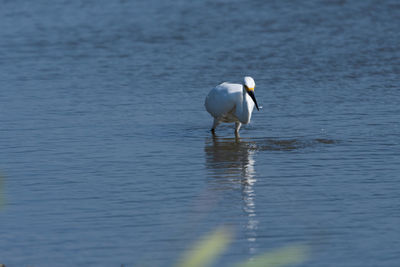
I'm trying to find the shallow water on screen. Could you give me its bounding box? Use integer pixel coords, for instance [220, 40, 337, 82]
[0, 0, 399, 266]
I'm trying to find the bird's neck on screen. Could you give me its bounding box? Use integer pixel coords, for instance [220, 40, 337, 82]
[236, 86, 253, 124]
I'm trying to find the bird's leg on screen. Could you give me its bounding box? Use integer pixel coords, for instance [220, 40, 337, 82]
[234, 132, 240, 141]
[211, 119, 220, 133]
[235, 122, 242, 134]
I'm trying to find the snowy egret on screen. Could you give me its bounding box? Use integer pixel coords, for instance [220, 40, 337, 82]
[205, 76, 259, 134]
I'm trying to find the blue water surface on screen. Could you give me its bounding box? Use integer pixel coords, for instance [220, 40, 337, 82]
[0, 0, 399, 266]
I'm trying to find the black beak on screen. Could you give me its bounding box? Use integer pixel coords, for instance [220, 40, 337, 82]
[247, 90, 259, 111]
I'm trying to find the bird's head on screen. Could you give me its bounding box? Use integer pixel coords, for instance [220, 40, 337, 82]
[243, 76, 259, 111]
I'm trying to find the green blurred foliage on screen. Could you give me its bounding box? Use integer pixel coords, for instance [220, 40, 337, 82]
[177, 227, 233, 267]
[178, 226, 309, 267]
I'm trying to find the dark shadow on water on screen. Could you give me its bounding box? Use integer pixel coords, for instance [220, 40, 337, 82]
[204, 134, 336, 184]
[205, 134, 336, 156]
[252, 137, 336, 151]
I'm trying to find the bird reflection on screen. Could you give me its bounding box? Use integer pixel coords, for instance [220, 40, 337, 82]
[205, 134, 256, 184]
[204, 134, 258, 254]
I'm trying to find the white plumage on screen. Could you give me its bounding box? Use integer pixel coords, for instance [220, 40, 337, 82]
[205, 76, 259, 134]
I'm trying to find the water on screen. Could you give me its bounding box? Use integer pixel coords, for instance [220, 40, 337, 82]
[0, 0, 399, 266]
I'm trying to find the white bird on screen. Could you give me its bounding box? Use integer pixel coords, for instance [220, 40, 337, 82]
[205, 76, 259, 134]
